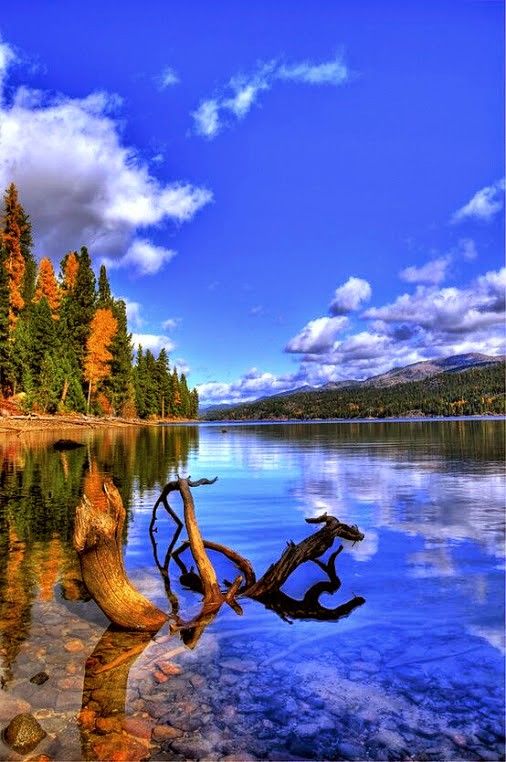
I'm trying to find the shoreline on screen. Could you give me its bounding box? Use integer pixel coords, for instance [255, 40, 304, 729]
[0, 414, 197, 434]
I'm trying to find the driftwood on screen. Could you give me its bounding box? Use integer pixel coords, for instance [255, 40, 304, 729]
[76, 473, 365, 637]
[73, 476, 167, 632]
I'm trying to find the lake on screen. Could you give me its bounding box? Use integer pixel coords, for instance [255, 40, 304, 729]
[0, 419, 504, 761]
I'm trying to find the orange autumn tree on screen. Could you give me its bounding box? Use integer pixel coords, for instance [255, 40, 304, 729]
[61, 251, 79, 294]
[84, 308, 118, 413]
[34, 258, 61, 318]
[1, 183, 25, 329]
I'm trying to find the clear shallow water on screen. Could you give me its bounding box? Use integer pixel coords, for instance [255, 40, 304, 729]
[0, 420, 504, 761]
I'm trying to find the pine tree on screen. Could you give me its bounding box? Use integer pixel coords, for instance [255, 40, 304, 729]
[190, 388, 199, 419]
[179, 373, 190, 418]
[105, 299, 133, 415]
[19, 209, 36, 306]
[60, 251, 79, 294]
[170, 368, 182, 417]
[84, 308, 118, 413]
[60, 246, 96, 370]
[28, 297, 56, 387]
[97, 264, 112, 308]
[155, 348, 171, 418]
[34, 258, 61, 318]
[144, 350, 159, 418]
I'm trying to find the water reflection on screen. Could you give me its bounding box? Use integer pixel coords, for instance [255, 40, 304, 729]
[0, 420, 503, 761]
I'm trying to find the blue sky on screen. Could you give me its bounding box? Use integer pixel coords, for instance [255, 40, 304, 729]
[0, 1, 504, 404]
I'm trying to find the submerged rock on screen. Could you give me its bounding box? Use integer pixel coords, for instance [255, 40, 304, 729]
[30, 672, 49, 685]
[3, 713, 47, 754]
[52, 439, 84, 451]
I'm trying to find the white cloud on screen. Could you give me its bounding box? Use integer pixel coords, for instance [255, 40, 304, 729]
[192, 99, 221, 138]
[0, 39, 16, 96]
[0, 40, 211, 269]
[198, 367, 306, 406]
[457, 238, 478, 261]
[276, 58, 348, 85]
[399, 256, 450, 285]
[364, 267, 506, 334]
[103, 239, 176, 275]
[162, 317, 181, 331]
[159, 67, 179, 88]
[329, 276, 372, 314]
[131, 333, 175, 354]
[121, 298, 144, 329]
[452, 179, 505, 223]
[192, 55, 348, 139]
[285, 316, 348, 354]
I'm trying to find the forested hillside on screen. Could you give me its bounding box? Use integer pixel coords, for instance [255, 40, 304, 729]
[204, 362, 505, 420]
[0, 183, 198, 418]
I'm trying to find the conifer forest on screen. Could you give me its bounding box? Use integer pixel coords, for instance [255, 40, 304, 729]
[0, 184, 198, 418]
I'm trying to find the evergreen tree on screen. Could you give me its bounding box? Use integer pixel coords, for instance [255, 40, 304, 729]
[60, 246, 96, 370]
[143, 350, 159, 418]
[19, 209, 36, 306]
[170, 368, 182, 417]
[155, 348, 171, 418]
[28, 297, 56, 387]
[34, 258, 61, 318]
[179, 373, 190, 418]
[190, 388, 199, 419]
[105, 299, 133, 415]
[97, 264, 112, 307]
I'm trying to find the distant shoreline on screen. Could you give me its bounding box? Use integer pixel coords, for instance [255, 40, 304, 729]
[194, 414, 506, 425]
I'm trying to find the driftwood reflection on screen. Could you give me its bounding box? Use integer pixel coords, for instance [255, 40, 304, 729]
[149, 476, 365, 639]
[74, 475, 365, 642]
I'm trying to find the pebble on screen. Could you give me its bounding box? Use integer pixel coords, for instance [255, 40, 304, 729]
[152, 724, 184, 741]
[63, 639, 84, 653]
[3, 713, 47, 754]
[221, 658, 257, 673]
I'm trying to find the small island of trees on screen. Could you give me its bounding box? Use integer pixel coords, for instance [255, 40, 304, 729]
[0, 183, 198, 419]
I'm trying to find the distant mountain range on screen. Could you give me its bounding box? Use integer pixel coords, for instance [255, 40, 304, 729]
[202, 353, 505, 419]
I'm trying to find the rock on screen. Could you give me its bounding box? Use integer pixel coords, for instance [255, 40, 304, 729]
[0, 695, 31, 722]
[95, 717, 122, 734]
[3, 713, 47, 754]
[221, 658, 257, 673]
[153, 670, 168, 683]
[30, 672, 50, 685]
[77, 708, 96, 731]
[337, 741, 364, 759]
[26, 755, 53, 762]
[91, 732, 151, 761]
[52, 439, 84, 451]
[64, 638, 85, 653]
[121, 716, 154, 741]
[152, 724, 184, 741]
[157, 661, 182, 677]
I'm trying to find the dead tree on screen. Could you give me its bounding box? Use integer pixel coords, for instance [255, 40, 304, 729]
[73, 476, 168, 632]
[76, 474, 365, 637]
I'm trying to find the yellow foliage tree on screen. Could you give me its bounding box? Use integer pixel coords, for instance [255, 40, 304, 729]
[1, 183, 25, 328]
[84, 308, 118, 413]
[34, 257, 61, 318]
[61, 251, 79, 293]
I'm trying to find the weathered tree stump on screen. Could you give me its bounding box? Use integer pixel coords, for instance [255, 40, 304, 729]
[73, 476, 167, 632]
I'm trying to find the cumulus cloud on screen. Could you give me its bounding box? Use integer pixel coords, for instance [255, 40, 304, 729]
[452, 179, 505, 223]
[131, 333, 175, 354]
[399, 256, 451, 285]
[104, 239, 176, 275]
[159, 67, 179, 88]
[198, 367, 306, 406]
[201, 265, 505, 406]
[364, 267, 506, 334]
[329, 276, 372, 314]
[285, 316, 348, 354]
[0, 38, 211, 269]
[192, 54, 348, 139]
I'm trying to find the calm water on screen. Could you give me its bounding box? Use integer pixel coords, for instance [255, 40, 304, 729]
[0, 420, 504, 761]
